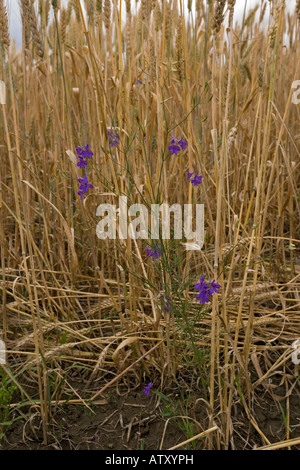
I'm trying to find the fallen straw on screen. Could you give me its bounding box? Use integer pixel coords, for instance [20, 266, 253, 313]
[168, 426, 219, 450]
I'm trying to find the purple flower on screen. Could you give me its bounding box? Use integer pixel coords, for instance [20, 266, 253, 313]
[77, 175, 93, 201]
[136, 78, 142, 84]
[194, 275, 207, 291]
[143, 382, 153, 397]
[82, 144, 93, 159]
[146, 244, 161, 260]
[178, 138, 187, 150]
[195, 276, 210, 304]
[208, 279, 221, 296]
[187, 171, 203, 186]
[196, 292, 209, 304]
[76, 144, 93, 160]
[168, 139, 181, 155]
[168, 136, 187, 155]
[76, 144, 93, 168]
[191, 174, 203, 186]
[77, 157, 88, 169]
[195, 276, 220, 304]
[107, 129, 120, 147]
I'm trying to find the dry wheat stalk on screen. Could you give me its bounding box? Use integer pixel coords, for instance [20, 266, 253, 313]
[60, 7, 67, 44]
[154, 1, 161, 31]
[212, 0, 226, 37]
[72, 0, 81, 23]
[297, 1, 300, 20]
[0, 0, 10, 54]
[21, 0, 44, 58]
[96, 0, 103, 13]
[141, 0, 150, 20]
[175, 16, 185, 82]
[104, 0, 111, 31]
[228, 0, 236, 24]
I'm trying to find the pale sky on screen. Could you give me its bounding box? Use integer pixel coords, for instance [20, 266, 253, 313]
[4, 0, 298, 49]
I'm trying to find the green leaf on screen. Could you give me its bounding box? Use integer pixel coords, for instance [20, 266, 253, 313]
[154, 390, 170, 402]
[60, 332, 67, 345]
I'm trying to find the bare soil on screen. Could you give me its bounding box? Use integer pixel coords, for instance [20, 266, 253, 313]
[1, 372, 300, 450]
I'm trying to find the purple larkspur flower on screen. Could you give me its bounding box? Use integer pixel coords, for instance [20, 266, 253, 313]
[146, 244, 161, 260]
[195, 276, 210, 304]
[143, 382, 153, 397]
[168, 137, 187, 155]
[76, 144, 93, 168]
[168, 139, 181, 155]
[195, 287, 210, 304]
[76, 144, 93, 160]
[187, 171, 203, 186]
[191, 174, 203, 186]
[208, 279, 221, 296]
[177, 138, 187, 150]
[77, 157, 88, 169]
[195, 276, 220, 304]
[194, 275, 207, 291]
[77, 175, 94, 201]
[107, 129, 120, 147]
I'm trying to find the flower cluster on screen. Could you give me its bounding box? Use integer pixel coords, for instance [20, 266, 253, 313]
[143, 382, 153, 397]
[76, 144, 94, 200]
[195, 276, 221, 304]
[168, 137, 187, 155]
[107, 129, 120, 147]
[146, 244, 161, 260]
[76, 144, 93, 169]
[187, 171, 203, 186]
[77, 175, 94, 201]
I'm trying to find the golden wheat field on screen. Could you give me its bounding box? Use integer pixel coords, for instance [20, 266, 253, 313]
[0, 0, 300, 453]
